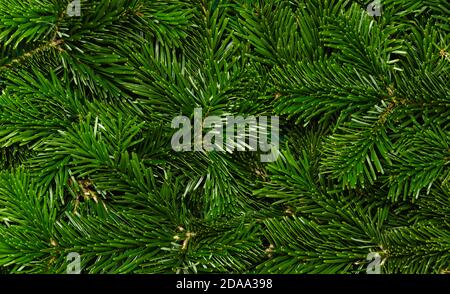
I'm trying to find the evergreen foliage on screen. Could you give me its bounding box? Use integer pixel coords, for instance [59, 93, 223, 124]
[0, 0, 448, 273]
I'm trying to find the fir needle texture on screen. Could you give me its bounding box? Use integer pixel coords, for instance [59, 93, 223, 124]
[0, 0, 449, 274]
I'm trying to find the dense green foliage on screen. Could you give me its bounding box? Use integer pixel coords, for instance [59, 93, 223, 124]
[0, 0, 448, 273]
